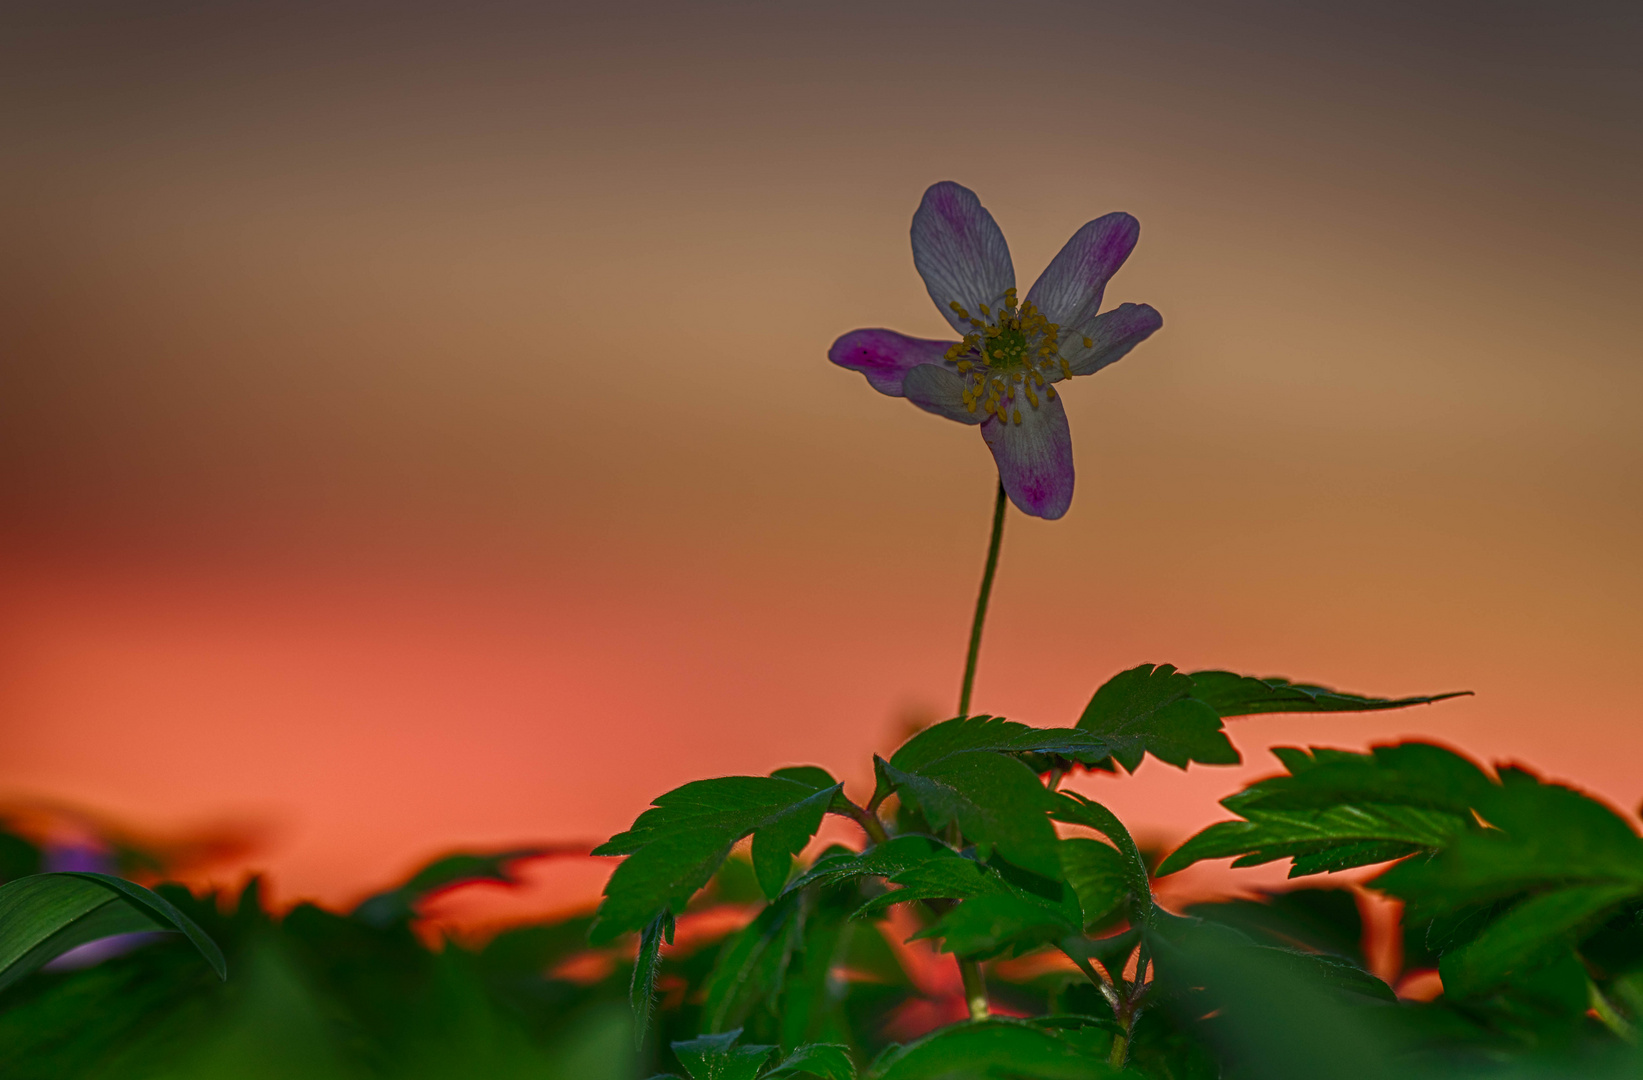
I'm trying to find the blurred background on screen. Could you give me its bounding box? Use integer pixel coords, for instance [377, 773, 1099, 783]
[0, 0, 1638, 913]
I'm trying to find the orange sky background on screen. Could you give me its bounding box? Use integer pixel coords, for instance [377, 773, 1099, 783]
[1, 1, 1640, 910]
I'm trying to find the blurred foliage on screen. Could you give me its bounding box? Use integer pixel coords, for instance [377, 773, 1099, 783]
[6, 664, 1643, 1077]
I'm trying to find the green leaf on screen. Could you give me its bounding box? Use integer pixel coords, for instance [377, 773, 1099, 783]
[1157, 743, 1487, 877]
[784, 836, 953, 895]
[766, 1043, 857, 1080]
[701, 893, 804, 1035]
[878, 753, 1061, 878]
[865, 1018, 1119, 1079]
[671, 1028, 774, 1080]
[1185, 670, 1470, 717]
[889, 716, 1111, 772]
[1253, 945, 1395, 1002]
[1440, 883, 1641, 996]
[911, 892, 1076, 960]
[1221, 743, 1493, 816]
[1185, 889, 1366, 965]
[632, 910, 675, 1046]
[1375, 773, 1643, 915]
[351, 846, 553, 927]
[1076, 664, 1237, 772]
[1156, 805, 1464, 877]
[592, 771, 843, 943]
[777, 890, 855, 1051]
[1058, 838, 1128, 929]
[1049, 792, 1151, 913]
[0, 871, 226, 993]
[852, 849, 1012, 920]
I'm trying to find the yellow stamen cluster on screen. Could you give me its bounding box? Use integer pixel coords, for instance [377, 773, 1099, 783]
[941, 288, 1068, 425]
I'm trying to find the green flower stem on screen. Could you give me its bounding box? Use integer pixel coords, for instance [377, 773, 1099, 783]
[958, 482, 1008, 717]
[960, 957, 990, 1021]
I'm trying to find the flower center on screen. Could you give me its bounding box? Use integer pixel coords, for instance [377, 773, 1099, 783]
[942, 288, 1075, 425]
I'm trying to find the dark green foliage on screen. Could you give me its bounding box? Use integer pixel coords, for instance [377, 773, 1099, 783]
[0, 870, 638, 1079]
[0, 833, 42, 882]
[877, 753, 1061, 878]
[633, 911, 676, 1044]
[27, 661, 1640, 1078]
[0, 872, 225, 993]
[702, 893, 804, 1036]
[764, 1041, 857, 1079]
[1185, 888, 1365, 964]
[1050, 792, 1151, 912]
[664, 1029, 858, 1080]
[1076, 664, 1237, 772]
[1071, 665, 1465, 775]
[352, 847, 555, 928]
[887, 716, 1111, 773]
[671, 1029, 776, 1080]
[910, 893, 1077, 960]
[1157, 743, 1486, 877]
[592, 771, 843, 943]
[1375, 767, 1643, 998]
[1184, 671, 1469, 718]
[864, 1019, 1119, 1078]
[1058, 838, 1128, 929]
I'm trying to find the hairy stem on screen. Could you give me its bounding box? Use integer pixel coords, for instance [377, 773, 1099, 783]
[957, 483, 1008, 717]
[835, 799, 889, 846]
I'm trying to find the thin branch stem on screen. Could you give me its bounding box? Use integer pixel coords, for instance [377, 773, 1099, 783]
[957, 483, 1007, 717]
[959, 957, 990, 1021]
[829, 798, 889, 847]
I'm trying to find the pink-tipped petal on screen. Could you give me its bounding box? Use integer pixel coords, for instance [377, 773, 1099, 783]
[981, 394, 1075, 520]
[828, 328, 958, 396]
[1025, 212, 1140, 337]
[1064, 303, 1164, 376]
[911, 182, 1015, 334]
[903, 363, 985, 425]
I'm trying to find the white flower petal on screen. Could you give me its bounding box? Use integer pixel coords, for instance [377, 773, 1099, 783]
[911, 182, 1015, 335]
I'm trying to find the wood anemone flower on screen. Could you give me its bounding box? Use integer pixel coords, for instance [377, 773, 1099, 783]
[830, 181, 1162, 520]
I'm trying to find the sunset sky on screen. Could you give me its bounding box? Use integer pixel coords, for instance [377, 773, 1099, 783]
[1, 1, 1639, 909]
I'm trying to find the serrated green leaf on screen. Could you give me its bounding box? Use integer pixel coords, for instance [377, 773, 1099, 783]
[853, 850, 1011, 920]
[1158, 743, 1488, 877]
[1221, 743, 1493, 817]
[1440, 883, 1641, 996]
[702, 892, 804, 1035]
[592, 773, 842, 943]
[865, 1018, 1119, 1079]
[784, 836, 951, 896]
[890, 716, 1110, 772]
[1375, 775, 1643, 915]
[672, 1028, 775, 1080]
[1076, 664, 1237, 772]
[1049, 792, 1150, 914]
[766, 1042, 857, 1080]
[1185, 670, 1470, 717]
[632, 910, 675, 1046]
[879, 753, 1061, 878]
[911, 892, 1076, 960]
[0, 871, 226, 993]
[1058, 838, 1127, 929]
[1157, 803, 1465, 877]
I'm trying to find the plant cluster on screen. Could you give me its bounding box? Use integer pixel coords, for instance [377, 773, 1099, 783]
[2, 181, 1638, 1078]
